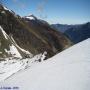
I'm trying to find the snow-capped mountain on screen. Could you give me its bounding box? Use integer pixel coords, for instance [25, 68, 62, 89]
[23, 14, 49, 25]
[0, 38, 90, 90]
[24, 14, 37, 20]
[0, 4, 72, 59]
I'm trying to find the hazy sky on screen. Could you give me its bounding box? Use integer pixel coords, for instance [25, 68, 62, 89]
[1, 0, 90, 24]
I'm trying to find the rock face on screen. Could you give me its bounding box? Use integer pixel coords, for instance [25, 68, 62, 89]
[0, 4, 72, 59]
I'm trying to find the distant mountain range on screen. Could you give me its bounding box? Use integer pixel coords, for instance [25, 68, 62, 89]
[0, 4, 72, 59]
[64, 22, 90, 43]
[51, 24, 81, 33]
[51, 22, 90, 44]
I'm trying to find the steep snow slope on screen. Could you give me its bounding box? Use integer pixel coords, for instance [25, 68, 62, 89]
[0, 39, 90, 90]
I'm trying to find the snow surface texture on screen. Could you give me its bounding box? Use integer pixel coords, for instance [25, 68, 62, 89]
[0, 39, 90, 90]
[0, 51, 47, 82]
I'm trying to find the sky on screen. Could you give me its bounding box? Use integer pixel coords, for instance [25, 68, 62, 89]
[1, 0, 90, 24]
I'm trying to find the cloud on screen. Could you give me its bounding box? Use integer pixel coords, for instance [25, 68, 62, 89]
[37, 0, 48, 19]
[37, 0, 48, 12]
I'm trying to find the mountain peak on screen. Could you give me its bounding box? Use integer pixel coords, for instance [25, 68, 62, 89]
[24, 14, 37, 20]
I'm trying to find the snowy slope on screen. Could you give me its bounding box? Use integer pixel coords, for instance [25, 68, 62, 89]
[0, 39, 90, 90]
[0, 52, 47, 82]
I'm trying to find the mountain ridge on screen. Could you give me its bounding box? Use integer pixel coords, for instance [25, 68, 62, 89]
[0, 4, 72, 59]
[51, 22, 90, 44]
